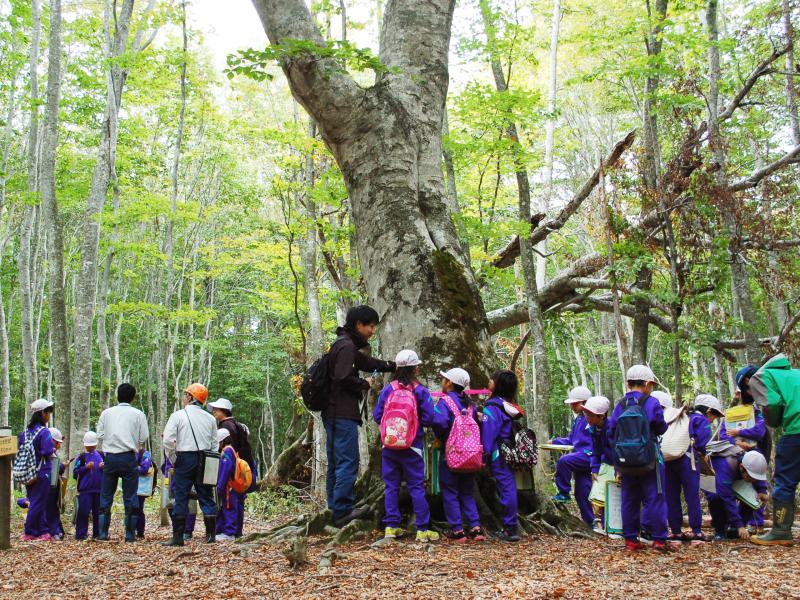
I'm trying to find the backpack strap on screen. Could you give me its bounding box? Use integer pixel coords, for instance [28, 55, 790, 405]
[440, 393, 460, 417]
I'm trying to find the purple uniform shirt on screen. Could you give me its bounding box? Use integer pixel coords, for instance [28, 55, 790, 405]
[552, 414, 594, 455]
[137, 450, 153, 475]
[481, 398, 513, 459]
[688, 412, 712, 455]
[719, 408, 766, 445]
[73, 450, 104, 493]
[217, 446, 236, 497]
[373, 381, 444, 450]
[589, 420, 613, 473]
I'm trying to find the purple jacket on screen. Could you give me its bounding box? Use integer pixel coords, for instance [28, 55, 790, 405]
[552, 413, 593, 456]
[373, 381, 443, 451]
[481, 397, 513, 460]
[73, 450, 104, 493]
[720, 408, 766, 445]
[712, 453, 768, 528]
[688, 412, 712, 455]
[589, 421, 613, 473]
[18, 426, 55, 476]
[217, 446, 236, 497]
[137, 449, 153, 476]
[608, 392, 668, 443]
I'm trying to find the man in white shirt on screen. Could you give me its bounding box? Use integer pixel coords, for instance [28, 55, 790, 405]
[162, 383, 218, 546]
[96, 383, 149, 542]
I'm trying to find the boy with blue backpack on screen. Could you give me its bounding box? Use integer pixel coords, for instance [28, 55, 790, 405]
[374, 350, 445, 542]
[608, 365, 671, 552]
[73, 431, 104, 540]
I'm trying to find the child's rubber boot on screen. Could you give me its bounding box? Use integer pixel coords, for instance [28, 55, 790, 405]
[124, 508, 137, 543]
[162, 514, 186, 547]
[98, 509, 111, 541]
[752, 501, 795, 547]
[416, 529, 440, 542]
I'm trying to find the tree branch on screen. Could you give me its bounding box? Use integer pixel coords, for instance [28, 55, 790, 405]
[729, 144, 800, 191]
[719, 45, 791, 122]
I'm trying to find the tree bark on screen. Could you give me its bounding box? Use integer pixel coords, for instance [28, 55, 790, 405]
[783, 0, 799, 144]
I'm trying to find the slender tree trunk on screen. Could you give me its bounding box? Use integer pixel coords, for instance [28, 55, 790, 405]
[39, 0, 72, 449]
[783, 0, 799, 144]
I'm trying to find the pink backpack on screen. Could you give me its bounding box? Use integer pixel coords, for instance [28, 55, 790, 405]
[441, 394, 484, 472]
[380, 381, 419, 451]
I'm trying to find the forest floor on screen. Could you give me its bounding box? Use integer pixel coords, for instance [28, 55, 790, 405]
[4, 508, 800, 600]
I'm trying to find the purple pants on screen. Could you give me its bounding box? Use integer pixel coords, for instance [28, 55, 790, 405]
[217, 489, 242, 536]
[46, 484, 63, 537]
[664, 455, 702, 535]
[136, 496, 146, 537]
[382, 448, 430, 529]
[75, 491, 101, 539]
[439, 456, 480, 530]
[555, 452, 594, 525]
[621, 463, 668, 542]
[490, 458, 518, 529]
[24, 474, 51, 537]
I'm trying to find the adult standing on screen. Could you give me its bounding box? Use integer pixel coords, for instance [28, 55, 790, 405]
[324, 305, 395, 527]
[752, 354, 800, 547]
[208, 397, 255, 538]
[16, 399, 56, 541]
[96, 383, 149, 542]
[162, 383, 218, 546]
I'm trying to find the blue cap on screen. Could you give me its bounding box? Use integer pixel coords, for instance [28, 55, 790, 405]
[735, 365, 758, 390]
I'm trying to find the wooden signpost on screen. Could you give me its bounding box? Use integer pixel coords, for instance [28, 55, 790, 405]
[0, 428, 16, 550]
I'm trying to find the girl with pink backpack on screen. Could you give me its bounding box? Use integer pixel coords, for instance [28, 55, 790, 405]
[373, 350, 446, 542]
[435, 368, 486, 543]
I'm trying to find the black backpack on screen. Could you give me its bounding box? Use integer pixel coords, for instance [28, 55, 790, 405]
[613, 395, 657, 475]
[300, 336, 346, 412]
[499, 422, 539, 470]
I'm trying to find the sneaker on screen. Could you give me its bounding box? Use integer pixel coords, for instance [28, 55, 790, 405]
[666, 533, 682, 548]
[653, 541, 678, 553]
[415, 530, 440, 542]
[679, 531, 694, 543]
[183, 532, 193, 540]
[446, 529, 468, 543]
[551, 493, 570, 503]
[37, 534, 53, 542]
[713, 531, 727, 542]
[640, 531, 654, 546]
[690, 533, 706, 546]
[592, 519, 604, 534]
[383, 527, 405, 539]
[20, 534, 37, 542]
[51, 534, 64, 541]
[215, 534, 234, 542]
[498, 528, 521, 542]
[468, 526, 486, 542]
[624, 540, 645, 552]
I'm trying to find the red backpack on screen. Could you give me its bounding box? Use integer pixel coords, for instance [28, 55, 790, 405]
[380, 381, 419, 451]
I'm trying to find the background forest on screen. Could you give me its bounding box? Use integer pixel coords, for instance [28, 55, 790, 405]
[0, 0, 797, 495]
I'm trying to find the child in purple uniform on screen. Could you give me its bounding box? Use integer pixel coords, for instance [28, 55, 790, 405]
[607, 365, 671, 553]
[550, 385, 595, 525]
[135, 447, 154, 539]
[434, 367, 485, 543]
[707, 450, 770, 541]
[73, 431, 104, 540]
[374, 350, 444, 542]
[216, 429, 240, 541]
[18, 399, 56, 541]
[663, 393, 715, 546]
[481, 370, 522, 542]
[45, 427, 67, 540]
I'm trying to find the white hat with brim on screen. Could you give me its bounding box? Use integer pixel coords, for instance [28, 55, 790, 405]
[583, 396, 610, 415]
[208, 398, 233, 411]
[440, 368, 470, 389]
[217, 428, 231, 443]
[83, 431, 98, 446]
[395, 349, 422, 368]
[48, 427, 64, 443]
[695, 393, 723, 415]
[565, 385, 592, 404]
[30, 398, 54, 413]
[742, 451, 768, 481]
[651, 390, 673, 409]
[626, 364, 660, 385]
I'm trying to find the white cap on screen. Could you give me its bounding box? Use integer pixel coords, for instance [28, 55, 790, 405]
[440, 368, 470, 389]
[626, 364, 660, 384]
[217, 428, 231, 443]
[48, 427, 64, 443]
[742, 451, 768, 481]
[583, 396, 611, 415]
[30, 398, 54, 413]
[695, 394, 723, 414]
[395, 349, 422, 367]
[651, 390, 673, 409]
[208, 398, 233, 411]
[565, 385, 592, 404]
[83, 431, 98, 446]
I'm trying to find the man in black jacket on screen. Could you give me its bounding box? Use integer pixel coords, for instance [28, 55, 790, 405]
[324, 305, 395, 527]
[208, 397, 256, 538]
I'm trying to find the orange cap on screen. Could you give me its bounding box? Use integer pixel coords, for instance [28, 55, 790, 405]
[184, 383, 209, 404]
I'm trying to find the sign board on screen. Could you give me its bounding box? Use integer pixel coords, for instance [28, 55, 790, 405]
[0, 436, 17, 457]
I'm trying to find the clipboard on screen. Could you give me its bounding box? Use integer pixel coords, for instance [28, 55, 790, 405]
[604, 481, 623, 535]
[539, 444, 574, 452]
[733, 479, 761, 509]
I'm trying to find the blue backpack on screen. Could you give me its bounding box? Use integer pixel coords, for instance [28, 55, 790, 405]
[613, 395, 657, 475]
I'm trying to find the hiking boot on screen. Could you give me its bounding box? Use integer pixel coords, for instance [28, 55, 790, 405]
[446, 529, 468, 543]
[468, 526, 486, 542]
[624, 540, 644, 552]
[752, 501, 795, 547]
[415, 530, 440, 542]
[162, 514, 186, 547]
[383, 527, 405, 539]
[204, 516, 216, 543]
[333, 506, 370, 528]
[653, 541, 678, 553]
[551, 493, 570, 503]
[498, 528, 520, 542]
